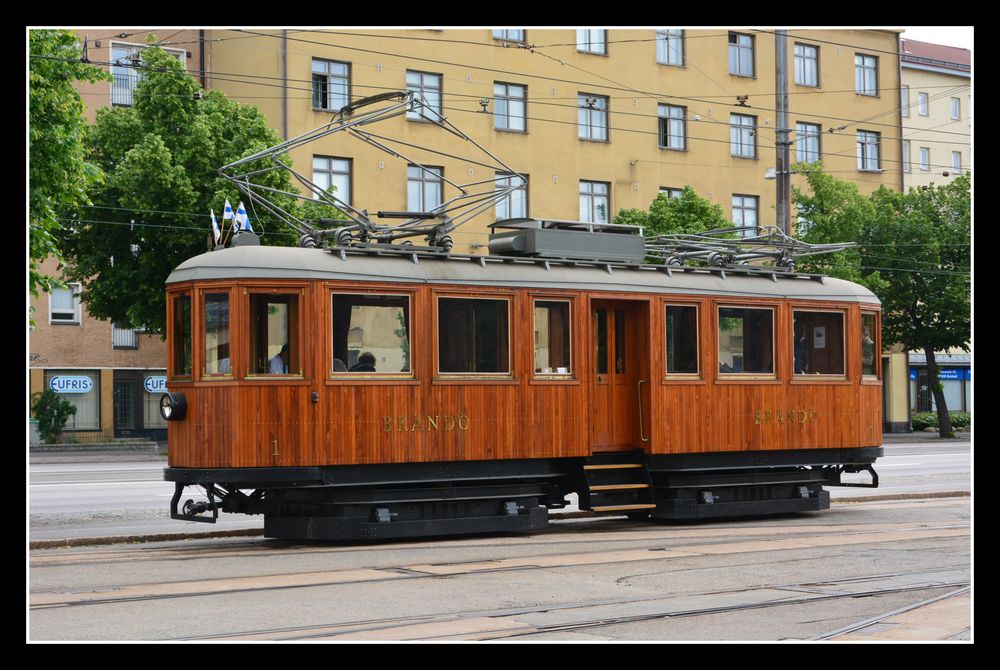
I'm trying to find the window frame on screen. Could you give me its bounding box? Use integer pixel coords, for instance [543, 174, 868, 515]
[576, 29, 608, 55]
[919, 147, 930, 171]
[861, 310, 882, 382]
[492, 29, 526, 43]
[245, 287, 305, 380]
[855, 53, 878, 96]
[950, 97, 961, 120]
[329, 290, 415, 381]
[406, 70, 443, 122]
[795, 121, 821, 164]
[917, 92, 929, 116]
[658, 103, 687, 150]
[857, 130, 881, 172]
[42, 369, 102, 432]
[407, 164, 444, 212]
[110, 41, 186, 107]
[434, 293, 515, 380]
[49, 282, 82, 325]
[664, 301, 701, 380]
[731, 194, 759, 238]
[532, 298, 574, 380]
[902, 140, 911, 173]
[199, 287, 234, 381]
[952, 151, 962, 175]
[495, 172, 528, 220]
[659, 187, 684, 199]
[311, 57, 351, 112]
[579, 180, 611, 223]
[168, 290, 193, 380]
[730, 113, 757, 159]
[656, 29, 684, 66]
[493, 81, 527, 133]
[728, 32, 755, 77]
[578, 93, 609, 142]
[312, 155, 352, 206]
[791, 307, 848, 381]
[793, 42, 819, 87]
[716, 304, 777, 381]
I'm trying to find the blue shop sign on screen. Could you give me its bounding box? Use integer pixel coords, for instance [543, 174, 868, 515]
[144, 376, 167, 394]
[49, 375, 94, 394]
[909, 367, 970, 381]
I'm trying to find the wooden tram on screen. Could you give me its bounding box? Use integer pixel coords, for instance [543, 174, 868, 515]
[162, 224, 882, 541]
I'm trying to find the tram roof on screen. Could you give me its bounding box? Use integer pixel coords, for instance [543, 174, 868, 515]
[166, 246, 880, 304]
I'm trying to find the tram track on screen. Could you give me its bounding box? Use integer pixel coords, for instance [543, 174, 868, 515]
[29, 520, 969, 610]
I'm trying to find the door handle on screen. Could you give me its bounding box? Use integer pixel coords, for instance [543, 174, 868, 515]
[637, 379, 649, 443]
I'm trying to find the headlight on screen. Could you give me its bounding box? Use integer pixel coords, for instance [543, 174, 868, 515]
[160, 392, 187, 421]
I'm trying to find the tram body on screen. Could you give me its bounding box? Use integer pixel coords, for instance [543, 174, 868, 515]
[163, 243, 882, 540]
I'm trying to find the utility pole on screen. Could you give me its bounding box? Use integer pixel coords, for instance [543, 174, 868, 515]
[775, 30, 792, 235]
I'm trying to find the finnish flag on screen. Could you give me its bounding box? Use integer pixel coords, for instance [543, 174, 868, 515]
[223, 199, 235, 221]
[210, 208, 221, 244]
[235, 201, 253, 233]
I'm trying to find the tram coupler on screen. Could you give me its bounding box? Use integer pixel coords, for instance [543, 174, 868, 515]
[170, 482, 220, 523]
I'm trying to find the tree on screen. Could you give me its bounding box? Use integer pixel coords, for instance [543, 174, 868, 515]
[28, 30, 110, 305]
[795, 169, 971, 437]
[614, 187, 730, 237]
[61, 42, 300, 334]
[31, 389, 77, 444]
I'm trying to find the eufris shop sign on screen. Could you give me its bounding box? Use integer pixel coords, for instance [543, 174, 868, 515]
[48, 376, 93, 394]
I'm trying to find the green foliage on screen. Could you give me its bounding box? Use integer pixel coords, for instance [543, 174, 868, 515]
[29, 30, 111, 303]
[911, 412, 970, 432]
[613, 187, 730, 236]
[31, 390, 78, 444]
[61, 43, 299, 334]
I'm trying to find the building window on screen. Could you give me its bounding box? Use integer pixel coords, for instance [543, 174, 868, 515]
[171, 292, 192, 378]
[951, 97, 961, 120]
[718, 307, 774, 375]
[728, 32, 754, 77]
[438, 297, 510, 374]
[658, 104, 686, 150]
[406, 70, 442, 121]
[534, 300, 571, 376]
[793, 310, 845, 375]
[918, 92, 929, 116]
[112, 324, 139, 350]
[577, 29, 607, 55]
[730, 113, 756, 158]
[496, 172, 528, 220]
[312, 156, 351, 206]
[857, 131, 881, 171]
[902, 141, 911, 173]
[407, 165, 443, 212]
[249, 293, 300, 376]
[901, 85, 910, 117]
[493, 29, 525, 43]
[656, 29, 684, 66]
[43, 370, 100, 430]
[331, 294, 411, 374]
[794, 43, 818, 86]
[731, 195, 758, 238]
[665, 304, 698, 375]
[143, 369, 168, 429]
[580, 180, 610, 223]
[110, 42, 185, 107]
[795, 122, 821, 163]
[952, 151, 962, 174]
[494, 82, 526, 132]
[312, 58, 350, 111]
[660, 187, 684, 199]
[855, 54, 878, 96]
[49, 283, 82, 324]
[861, 312, 878, 378]
[919, 147, 930, 171]
[578, 94, 609, 141]
[203, 292, 231, 377]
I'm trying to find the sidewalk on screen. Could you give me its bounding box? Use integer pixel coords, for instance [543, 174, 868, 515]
[881, 430, 971, 443]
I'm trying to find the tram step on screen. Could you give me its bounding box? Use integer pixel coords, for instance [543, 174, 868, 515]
[583, 463, 645, 470]
[591, 504, 658, 513]
[588, 483, 652, 491]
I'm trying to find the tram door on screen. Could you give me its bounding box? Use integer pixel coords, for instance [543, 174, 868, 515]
[591, 301, 644, 452]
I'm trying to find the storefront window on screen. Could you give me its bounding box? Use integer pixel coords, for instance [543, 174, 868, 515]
[142, 371, 167, 429]
[43, 370, 100, 430]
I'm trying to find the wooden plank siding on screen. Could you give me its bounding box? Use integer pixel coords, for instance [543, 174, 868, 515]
[167, 280, 881, 469]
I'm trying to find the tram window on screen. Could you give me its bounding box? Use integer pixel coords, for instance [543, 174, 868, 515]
[595, 308, 608, 375]
[172, 293, 192, 377]
[438, 297, 510, 374]
[534, 301, 571, 375]
[861, 312, 878, 377]
[665, 305, 698, 375]
[718, 307, 773, 375]
[203, 292, 231, 377]
[793, 310, 845, 376]
[249, 294, 300, 375]
[332, 294, 411, 374]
